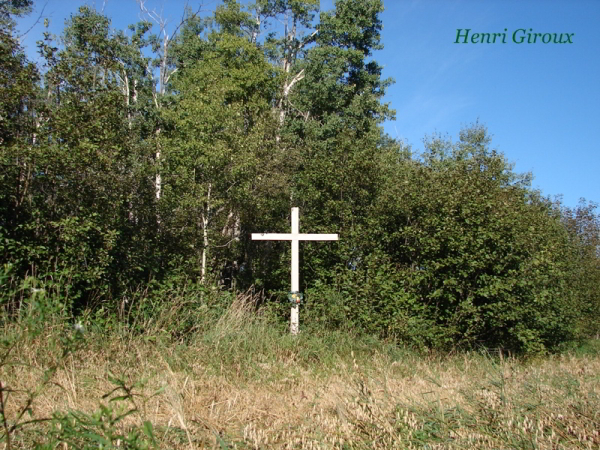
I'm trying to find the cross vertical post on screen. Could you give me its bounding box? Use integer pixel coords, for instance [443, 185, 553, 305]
[290, 207, 300, 334]
[252, 207, 339, 335]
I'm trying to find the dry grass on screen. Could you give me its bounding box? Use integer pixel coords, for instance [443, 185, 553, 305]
[1, 295, 599, 449]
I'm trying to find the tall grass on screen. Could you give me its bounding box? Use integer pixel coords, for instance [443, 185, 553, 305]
[1, 286, 599, 448]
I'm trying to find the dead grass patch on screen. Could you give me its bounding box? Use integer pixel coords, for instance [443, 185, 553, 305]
[1, 298, 598, 449]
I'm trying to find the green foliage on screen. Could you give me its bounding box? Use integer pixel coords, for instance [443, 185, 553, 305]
[0, 0, 32, 31]
[0, 271, 159, 449]
[2, 6, 161, 315]
[161, 29, 279, 282]
[0, 1, 598, 355]
[340, 124, 584, 353]
[0, 277, 84, 449]
[122, 275, 233, 340]
[560, 200, 600, 338]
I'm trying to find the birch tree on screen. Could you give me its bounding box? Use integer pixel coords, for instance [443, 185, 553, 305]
[135, 0, 209, 202]
[215, 0, 318, 142]
[162, 30, 277, 283]
[31, 6, 162, 302]
[254, 0, 318, 141]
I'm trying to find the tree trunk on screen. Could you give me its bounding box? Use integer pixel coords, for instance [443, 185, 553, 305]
[275, 23, 316, 143]
[200, 183, 212, 284]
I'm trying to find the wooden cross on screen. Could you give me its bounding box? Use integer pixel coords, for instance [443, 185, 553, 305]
[252, 207, 338, 334]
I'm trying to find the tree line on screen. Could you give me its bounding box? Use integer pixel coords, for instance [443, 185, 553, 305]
[1, 0, 598, 352]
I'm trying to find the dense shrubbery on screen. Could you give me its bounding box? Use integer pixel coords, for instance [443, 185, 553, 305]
[317, 125, 591, 352]
[0, 0, 598, 354]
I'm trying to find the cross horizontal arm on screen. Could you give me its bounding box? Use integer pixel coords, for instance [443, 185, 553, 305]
[251, 233, 339, 241]
[251, 233, 294, 240]
[297, 234, 338, 241]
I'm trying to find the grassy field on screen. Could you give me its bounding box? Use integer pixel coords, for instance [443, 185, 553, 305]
[1, 293, 599, 449]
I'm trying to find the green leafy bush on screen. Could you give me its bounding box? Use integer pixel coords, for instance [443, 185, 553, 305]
[329, 124, 585, 353]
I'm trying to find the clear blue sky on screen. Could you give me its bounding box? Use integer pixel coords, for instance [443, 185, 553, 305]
[17, 0, 600, 207]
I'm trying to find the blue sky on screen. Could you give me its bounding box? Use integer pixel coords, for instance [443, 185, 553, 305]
[16, 0, 600, 207]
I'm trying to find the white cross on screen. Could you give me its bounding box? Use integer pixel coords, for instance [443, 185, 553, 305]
[252, 207, 338, 334]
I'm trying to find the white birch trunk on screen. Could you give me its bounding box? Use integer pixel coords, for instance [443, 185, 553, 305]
[275, 23, 316, 143]
[155, 129, 162, 201]
[200, 183, 212, 284]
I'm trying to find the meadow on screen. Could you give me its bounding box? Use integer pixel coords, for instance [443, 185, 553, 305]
[1, 291, 598, 449]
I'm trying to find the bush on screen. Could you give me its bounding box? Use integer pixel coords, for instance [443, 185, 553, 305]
[331, 124, 584, 353]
